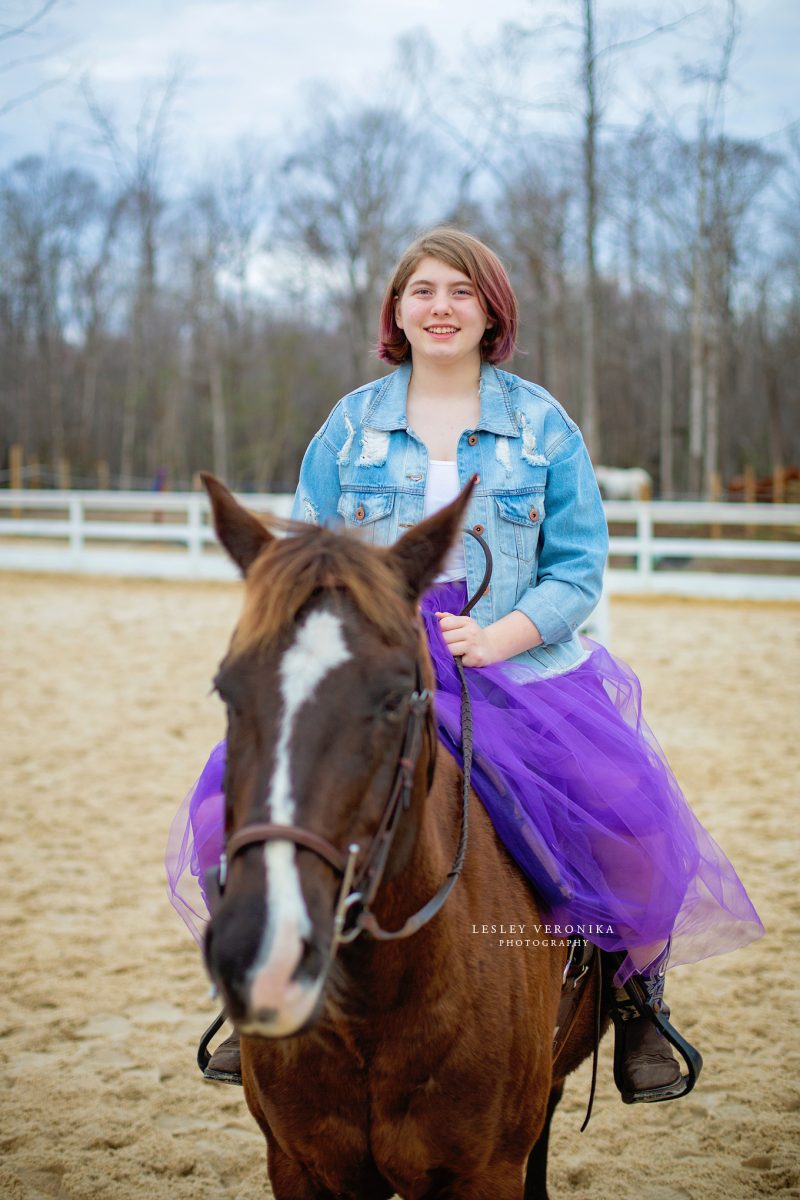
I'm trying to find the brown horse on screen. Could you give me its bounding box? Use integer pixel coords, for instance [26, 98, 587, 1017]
[200, 473, 601, 1200]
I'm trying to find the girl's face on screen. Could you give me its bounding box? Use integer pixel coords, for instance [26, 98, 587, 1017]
[395, 256, 492, 369]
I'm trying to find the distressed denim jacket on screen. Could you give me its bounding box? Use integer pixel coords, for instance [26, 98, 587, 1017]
[291, 362, 608, 678]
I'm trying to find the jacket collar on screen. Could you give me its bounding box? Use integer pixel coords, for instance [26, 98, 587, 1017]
[363, 362, 520, 437]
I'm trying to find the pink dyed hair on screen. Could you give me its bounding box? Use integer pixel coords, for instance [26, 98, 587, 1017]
[377, 228, 518, 365]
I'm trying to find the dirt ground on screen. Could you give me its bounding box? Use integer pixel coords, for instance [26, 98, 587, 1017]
[1, 573, 798, 1200]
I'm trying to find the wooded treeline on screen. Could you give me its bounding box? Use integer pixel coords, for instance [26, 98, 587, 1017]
[1, 3, 798, 496]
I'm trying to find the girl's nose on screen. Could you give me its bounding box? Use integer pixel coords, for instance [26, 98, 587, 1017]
[431, 293, 452, 314]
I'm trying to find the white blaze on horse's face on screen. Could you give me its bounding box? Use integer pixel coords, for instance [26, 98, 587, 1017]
[241, 608, 351, 1037]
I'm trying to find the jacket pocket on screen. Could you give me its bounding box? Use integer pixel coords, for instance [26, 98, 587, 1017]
[337, 489, 396, 544]
[494, 483, 546, 562]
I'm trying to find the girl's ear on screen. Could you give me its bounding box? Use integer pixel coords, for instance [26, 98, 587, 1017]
[394, 295, 404, 330]
[382, 477, 477, 602]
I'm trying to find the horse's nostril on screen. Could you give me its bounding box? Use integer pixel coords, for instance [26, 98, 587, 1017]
[293, 938, 324, 986]
[254, 1007, 279, 1024]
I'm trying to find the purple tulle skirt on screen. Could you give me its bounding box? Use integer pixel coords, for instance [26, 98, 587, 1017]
[166, 581, 763, 982]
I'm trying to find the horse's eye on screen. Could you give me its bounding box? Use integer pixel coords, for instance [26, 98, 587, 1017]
[214, 685, 240, 719]
[379, 691, 407, 720]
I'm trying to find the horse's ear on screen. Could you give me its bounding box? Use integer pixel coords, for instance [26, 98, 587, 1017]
[383, 476, 477, 602]
[201, 472, 274, 575]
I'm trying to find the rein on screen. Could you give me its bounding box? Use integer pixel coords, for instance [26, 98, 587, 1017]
[208, 528, 493, 949]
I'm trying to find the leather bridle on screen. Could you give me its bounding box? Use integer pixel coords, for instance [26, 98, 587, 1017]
[207, 529, 492, 948]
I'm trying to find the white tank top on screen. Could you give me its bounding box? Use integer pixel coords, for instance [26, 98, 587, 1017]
[422, 460, 466, 582]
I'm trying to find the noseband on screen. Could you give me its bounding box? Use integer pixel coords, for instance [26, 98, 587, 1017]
[208, 529, 492, 947]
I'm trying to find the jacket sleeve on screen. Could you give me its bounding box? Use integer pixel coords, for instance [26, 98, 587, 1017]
[513, 429, 608, 644]
[290, 427, 345, 527]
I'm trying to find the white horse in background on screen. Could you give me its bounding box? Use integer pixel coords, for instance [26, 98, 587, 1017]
[586, 466, 653, 647]
[594, 466, 653, 501]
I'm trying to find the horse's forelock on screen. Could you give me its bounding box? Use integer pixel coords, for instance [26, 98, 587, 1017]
[231, 527, 415, 656]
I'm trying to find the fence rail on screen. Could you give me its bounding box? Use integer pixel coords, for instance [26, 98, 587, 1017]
[1, 491, 799, 600]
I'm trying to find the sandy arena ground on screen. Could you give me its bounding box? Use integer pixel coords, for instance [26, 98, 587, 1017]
[1, 573, 798, 1200]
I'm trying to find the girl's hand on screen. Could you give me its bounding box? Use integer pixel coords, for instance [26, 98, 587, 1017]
[436, 612, 497, 668]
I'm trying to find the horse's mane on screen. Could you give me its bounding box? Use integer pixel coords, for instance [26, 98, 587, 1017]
[232, 522, 413, 655]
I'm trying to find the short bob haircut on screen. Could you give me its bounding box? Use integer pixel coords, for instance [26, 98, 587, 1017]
[377, 227, 518, 365]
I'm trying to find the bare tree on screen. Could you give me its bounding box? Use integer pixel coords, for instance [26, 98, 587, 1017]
[174, 140, 273, 480]
[82, 70, 182, 485]
[0, 0, 70, 119]
[0, 154, 99, 465]
[682, 3, 736, 494]
[278, 96, 442, 384]
[494, 154, 575, 398]
[432, 0, 697, 462]
[577, 0, 696, 462]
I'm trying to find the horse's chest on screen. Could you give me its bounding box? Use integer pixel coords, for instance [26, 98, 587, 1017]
[263, 1054, 485, 1198]
[365, 1061, 491, 1193]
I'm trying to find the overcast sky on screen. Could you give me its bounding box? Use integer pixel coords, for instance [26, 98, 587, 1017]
[1, 0, 797, 181]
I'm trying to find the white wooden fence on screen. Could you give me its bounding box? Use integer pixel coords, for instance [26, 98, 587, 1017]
[0, 491, 799, 600]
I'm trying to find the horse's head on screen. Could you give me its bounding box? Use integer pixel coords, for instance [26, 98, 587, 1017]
[200, 473, 475, 1038]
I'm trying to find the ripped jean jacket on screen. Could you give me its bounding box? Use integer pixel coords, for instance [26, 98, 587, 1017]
[291, 362, 608, 678]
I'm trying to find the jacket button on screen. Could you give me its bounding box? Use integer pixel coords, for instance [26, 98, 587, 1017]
[468, 434, 478, 446]
[529, 506, 539, 521]
[355, 506, 365, 521]
[473, 523, 485, 535]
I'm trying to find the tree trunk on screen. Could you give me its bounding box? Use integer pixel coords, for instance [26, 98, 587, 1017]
[659, 325, 674, 499]
[581, 0, 600, 462]
[688, 248, 706, 495]
[758, 290, 783, 473]
[208, 334, 229, 481]
[119, 346, 140, 489]
[703, 317, 720, 499]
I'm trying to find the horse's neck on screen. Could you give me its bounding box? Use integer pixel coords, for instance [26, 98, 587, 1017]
[319, 757, 547, 1065]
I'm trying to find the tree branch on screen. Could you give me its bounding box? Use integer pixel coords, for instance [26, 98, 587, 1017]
[0, 0, 59, 44]
[593, 9, 703, 63]
[0, 72, 65, 117]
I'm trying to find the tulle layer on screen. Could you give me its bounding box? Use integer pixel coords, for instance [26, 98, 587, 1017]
[166, 581, 763, 979]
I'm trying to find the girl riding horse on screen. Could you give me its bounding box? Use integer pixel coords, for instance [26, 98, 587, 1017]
[167, 226, 762, 1103]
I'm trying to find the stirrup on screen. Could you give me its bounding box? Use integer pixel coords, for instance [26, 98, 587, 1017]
[197, 1011, 243, 1085]
[197, 1010, 226, 1074]
[606, 955, 703, 1104]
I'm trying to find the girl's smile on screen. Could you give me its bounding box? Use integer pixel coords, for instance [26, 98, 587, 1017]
[425, 325, 460, 339]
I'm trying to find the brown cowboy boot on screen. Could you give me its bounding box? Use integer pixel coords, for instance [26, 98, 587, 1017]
[607, 946, 687, 1104]
[203, 1028, 242, 1085]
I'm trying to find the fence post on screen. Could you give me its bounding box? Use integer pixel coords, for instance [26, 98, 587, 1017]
[744, 464, 756, 537]
[710, 471, 722, 539]
[638, 505, 653, 589]
[10, 445, 23, 518]
[773, 465, 785, 504]
[69, 494, 83, 566]
[187, 495, 203, 574]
